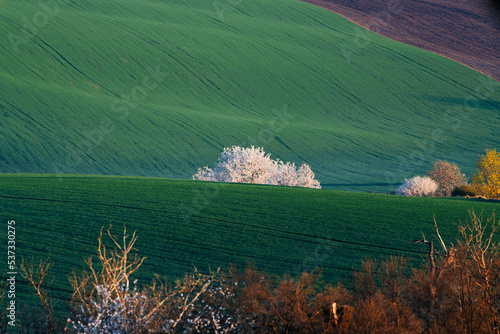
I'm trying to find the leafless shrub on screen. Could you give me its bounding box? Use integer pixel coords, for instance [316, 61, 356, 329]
[19, 256, 56, 333]
[428, 160, 467, 196]
[457, 210, 500, 333]
[66, 226, 218, 333]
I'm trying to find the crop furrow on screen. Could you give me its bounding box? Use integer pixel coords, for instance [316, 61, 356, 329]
[33, 37, 120, 98]
[0, 97, 68, 149]
[103, 19, 245, 110]
[0, 195, 180, 219]
[189, 214, 427, 257]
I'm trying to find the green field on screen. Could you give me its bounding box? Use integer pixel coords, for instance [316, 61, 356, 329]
[1, 0, 499, 191]
[1, 174, 498, 316]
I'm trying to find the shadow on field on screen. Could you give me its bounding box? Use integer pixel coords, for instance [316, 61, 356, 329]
[456, 197, 500, 204]
[322, 183, 397, 188]
[422, 96, 500, 110]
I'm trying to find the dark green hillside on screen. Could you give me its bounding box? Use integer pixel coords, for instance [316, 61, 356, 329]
[1, 174, 498, 311]
[1, 0, 499, 191]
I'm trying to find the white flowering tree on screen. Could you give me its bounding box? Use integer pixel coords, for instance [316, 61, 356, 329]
[396, 176, 438, 197]
[194, 146, 321, 189]
[267, 160, 299, 187]
[296, 163, 321, 189]
[194, 146, 274, 184]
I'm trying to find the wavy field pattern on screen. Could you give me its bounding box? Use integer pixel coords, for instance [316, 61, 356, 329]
[1, 0, 499, 191]
[1, 174, 498, 311]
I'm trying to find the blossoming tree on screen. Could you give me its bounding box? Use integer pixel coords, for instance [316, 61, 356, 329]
[194, 146, 321, 189]
[396, 176, 437, 197]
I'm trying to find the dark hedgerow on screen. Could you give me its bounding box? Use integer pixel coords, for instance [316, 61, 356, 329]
[451, 184, 477, 197]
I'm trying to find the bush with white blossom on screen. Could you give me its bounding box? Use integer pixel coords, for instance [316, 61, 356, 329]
[396, 176, 438, 197]
[67, 281, 150, 333]
[65, 226, 246, 334]
[194, 146, 321, 189]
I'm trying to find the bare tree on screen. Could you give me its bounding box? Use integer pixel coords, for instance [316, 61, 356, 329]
[428, 160, 467, 196]
[19, 257, 55, 333]
[66, 225, 221, 333]
[458, 210, 500, 333]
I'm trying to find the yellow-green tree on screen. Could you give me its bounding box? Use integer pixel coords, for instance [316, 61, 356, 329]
[472, 148, 500, 199]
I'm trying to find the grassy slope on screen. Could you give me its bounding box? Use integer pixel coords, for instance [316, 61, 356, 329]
[1, 174, 498, 312]
[300, 0, 500, 81]
[0, 0, 499, 191]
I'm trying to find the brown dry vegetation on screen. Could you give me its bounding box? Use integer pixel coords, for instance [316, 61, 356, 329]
[300, 0, 500, 81]
[7, 210, 500, 333]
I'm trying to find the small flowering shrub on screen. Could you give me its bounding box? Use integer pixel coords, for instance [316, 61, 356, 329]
[65, 227, 162, 333]
[66, 226, 243, 334]
[396, 176, 437, 197]
[170, 278, 243, 333]
[67, 281, 150, 333]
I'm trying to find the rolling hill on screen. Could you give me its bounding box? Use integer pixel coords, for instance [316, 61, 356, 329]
[1, 174, 499, 316]
[300, 0, 500, 81]
[1, 0, 499, 192]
